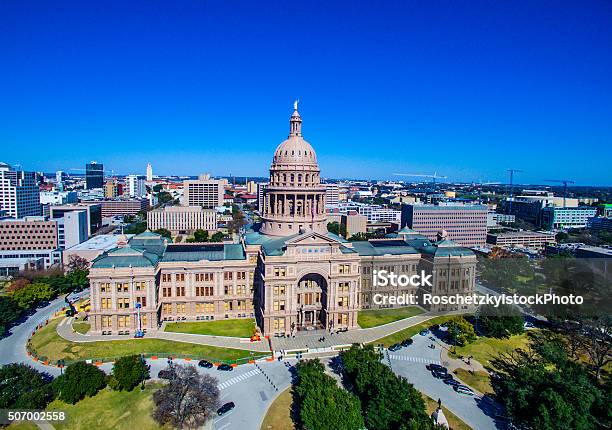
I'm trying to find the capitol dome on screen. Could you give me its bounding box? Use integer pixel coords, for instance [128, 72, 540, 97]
[273, 136, 318, 165]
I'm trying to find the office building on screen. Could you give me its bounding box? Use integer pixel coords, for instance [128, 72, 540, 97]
[50, 203, 102, 235]
[57, 211, 89, 249]
[146, 163, 153, 182]
[486, 231, 556, 250]
[341, 212, 367, 237]
[487, 212, 516, 228]
[401, 204, 488, 247]
[0, 162, 41, 218]
[55, 171, 66, 191]
[40, 190, 78, 206]
[85, 199, 148, 218]
[126, 175, 146, 198]
[183, 174, 224, 208]
[0, 217, 58, 250]
[541, 206, 598, 230]
[148, 206, 217, 235]
[85, 161, 104, 189]
[324, 183, 340, 206]
[0, 249, 61, 270]
[246, 180, 257, 194]
[588, 217, 612, 232]
[257, 182, 268, 213]
[104, 179, 119, 198]
[88, 103, 476, 336]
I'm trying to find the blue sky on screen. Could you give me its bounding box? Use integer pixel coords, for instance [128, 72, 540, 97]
[1, 1, 611, 185]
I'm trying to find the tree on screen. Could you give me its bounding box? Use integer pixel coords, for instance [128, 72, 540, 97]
[490, 333, 608, 430]
[327, 221, 340, 235]
[0, 296, 21, 336]
[153, 184, 163, 193]
[210, 232, 224, 242]
[295, 359, 364, 430]
[193, 229, 209, 242]
[0, 363, 55, 409]
[124, 221, 147, 234]
[446, 316, 476, 346]
[340, 344, 432, 430]
[109, 355, 150, 391]
[157, 191, 174, 204]
[580, 316, 612, 380]
[53, 362, 107, 404]
[154, 228, 172, 240]
[67, 255, 89, 272]
[153, 365, 219, 429]
[478, 304, 524, 338]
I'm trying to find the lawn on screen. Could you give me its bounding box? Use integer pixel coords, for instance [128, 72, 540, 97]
[29, 318, 257, 363]
[422, 393, 473, 430]
[260, 387, 295, 430]
[372, 315, 459, 348]
[357, 306, 424, 329]
[453, 368, 493, 395]
[164, 318, 255, 338]
[49, 382, 165, 430]
[450, 333, 530, 368]
[72, 321, 90, 334]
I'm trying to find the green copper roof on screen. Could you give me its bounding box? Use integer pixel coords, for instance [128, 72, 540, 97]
[161, 243, 245, 262]
[91, 244, 160, 268]
[351, 239, 420, 256]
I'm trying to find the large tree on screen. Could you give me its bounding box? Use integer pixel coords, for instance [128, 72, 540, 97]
[153, 365, 219, 429]
[110, 355, 150, 391]
[294, 359, 364, 430]
[477, 303, 524, 339]
[0, 363, 55, 409]
[0, 296, 21, 336]
[446, 316, 476, 346]
[340, 344, 432, 430]
[53, 362, 107, 404]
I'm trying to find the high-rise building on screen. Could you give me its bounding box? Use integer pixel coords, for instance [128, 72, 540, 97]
[183, 174, 224, 208]
[324, 183, 340, 206]
[104, 179, 118, 198]
[85, 161, 104, 189]
[541, 206, 598, 230]
[0, 162, 41, 218]
[246, 180, 257, 194]
[401, 204, 488, 247]
[256, 182, 268, 213]
[50, 203, 102, 235]
[146, 163, 153, 182]
[126, 175, 146, 198]
[55, 171, 66, 191]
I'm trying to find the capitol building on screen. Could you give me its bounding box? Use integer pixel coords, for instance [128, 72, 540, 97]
[88, 104, 476, 336]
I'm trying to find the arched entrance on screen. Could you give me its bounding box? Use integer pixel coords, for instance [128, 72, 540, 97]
[296, 273, 327, 330]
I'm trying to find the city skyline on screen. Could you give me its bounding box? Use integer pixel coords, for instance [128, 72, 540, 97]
[1, 1, 611, 185]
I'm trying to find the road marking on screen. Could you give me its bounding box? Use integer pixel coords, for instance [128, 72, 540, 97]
[217, 368, 261, 390]
[214, 411, 235, 424]
[389, 355, 441, 365]
[215, 423, 230, 430]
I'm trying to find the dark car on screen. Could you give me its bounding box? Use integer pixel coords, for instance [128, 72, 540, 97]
[443, 376, 460, 386]
[426, 363, 448, 373]
[401, 338, 414, 347]
[388, 343, 402, 352]
[217, 402, 235, 416]
[198, 360, 213, 368]
[419, 329, 429, 336]
[432, 369, 448, 379]
[217, 363, 233, 371]
[157, 369, 175, 380]
[430, 324, 440, 330]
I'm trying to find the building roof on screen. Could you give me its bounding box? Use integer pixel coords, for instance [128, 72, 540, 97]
[91, 244, 161, 268]
[65, 234, 135, 251]
[161, 243, 245, 262]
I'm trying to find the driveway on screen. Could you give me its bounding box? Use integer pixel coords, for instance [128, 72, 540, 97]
[387, 331, 504, 430]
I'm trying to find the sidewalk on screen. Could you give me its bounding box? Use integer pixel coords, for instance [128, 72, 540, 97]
[56, 317, 271, 353]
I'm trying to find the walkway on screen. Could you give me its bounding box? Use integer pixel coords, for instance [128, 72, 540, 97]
[56, 318, 271, 353]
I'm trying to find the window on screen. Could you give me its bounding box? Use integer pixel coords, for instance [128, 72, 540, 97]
[136, 296, 147, 307]
[161, 273, 171, 283]
[338, 282, 350, 293]
[162, 287, 172, 297]
[195, 273, 214, 282]
[339, 264, 350, 274]
[224, 272, 233, 281]
[135, 281, 146, 291]
[196, 286, 213, 296]
[273, 300, 286, 311]
[116, 282, 129, 292]
[162, 303, 172, 314]
[176, 303, 186, 314]
[273, 318, 285, 330]
[100, 282, 110, 293]
[101, 316, 111, 328]
[176, 286, 185, 296]
[338, 296, 349, 308]
[118, 298, 130, 309]
[224, 285, 233, 295]
[176, 273, 185, 282]
[337, 313, 349, 325]
[273, 267, 286, 276]
[196, 302, 215, 313]
[100, 298, 111, 310]
[236, 300, 247, 310]
[237, 271, 246, 280]
[236, 285, 247, 295]
[118, 315, 131, 328]
[273, 285, 286, 295]
[224, 301, 233, 311]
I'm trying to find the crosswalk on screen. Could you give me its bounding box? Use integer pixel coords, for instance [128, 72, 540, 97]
[58, 317, 73, 327]
[217, 368, 261, 390]
[389, 354, 441, 365]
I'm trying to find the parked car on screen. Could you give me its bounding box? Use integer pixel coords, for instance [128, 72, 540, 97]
[157, 369, 174, 380]
[419, 329, 429, 336]
[454, 385, 475, 395]
[217, 402, 235, 416]
[426, 363, 448, 373]
[388, 343, 402, 352]
[432, 369, 448, 379]
[217, 363, 233, 371]
[198, 360, 213, 368]
[401, 338, 414, 347]
[443, 375, 460, 386]
[430, 324, 440, 330]
[524, 321, 535, 329]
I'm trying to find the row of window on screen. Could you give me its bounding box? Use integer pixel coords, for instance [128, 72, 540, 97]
[161, 271, 249, 282]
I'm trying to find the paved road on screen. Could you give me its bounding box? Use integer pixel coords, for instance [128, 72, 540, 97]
[0, 289, 88, 375]
[387, 331, 504, 430]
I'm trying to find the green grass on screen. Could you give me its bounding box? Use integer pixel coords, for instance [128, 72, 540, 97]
[260, 387, 295, 430]
[48, 382, 166, 430]
[372, 315, 458, 348]
[72, 321, 91, 334]
[357, 306, 424, 328]
[450, 333, 530, 368]
[30, 318, 257, 363]
[164, 318, 255, 338]
[422, 393, 473, 430]
[453, 368, 493, 394]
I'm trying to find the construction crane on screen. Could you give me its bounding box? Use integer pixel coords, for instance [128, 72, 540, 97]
[506, 169, 523, 213]
[544, 179, 575, 208]
[393, 172, 448, 189]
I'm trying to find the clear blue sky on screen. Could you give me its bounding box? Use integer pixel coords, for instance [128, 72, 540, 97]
[1, 1, 611, 185]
